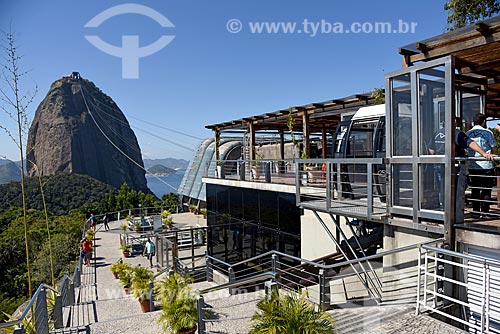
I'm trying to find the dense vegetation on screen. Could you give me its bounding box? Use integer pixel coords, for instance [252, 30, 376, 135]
[0, 173, 180, 322]
[0, 172, 113, 215]
[0, 208, 85, 320]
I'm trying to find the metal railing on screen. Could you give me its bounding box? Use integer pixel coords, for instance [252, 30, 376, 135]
[0, 222, 88, 333]
[205, 159, 297, 185]
[196, 272, 277, 334]
[416, 244, 500, 333]
[296, 158, 387, 221]
[205, 238, 443, 309]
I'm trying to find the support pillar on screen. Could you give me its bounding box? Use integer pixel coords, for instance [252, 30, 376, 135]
[321, 126, 327, 159]
[302, 112, 310, 158]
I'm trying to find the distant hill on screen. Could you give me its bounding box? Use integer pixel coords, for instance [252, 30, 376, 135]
[0, 172, 113, 215]
[0, 160, 21, 184]
[147, 164, 176, 175]
[143, 158, 189, 170]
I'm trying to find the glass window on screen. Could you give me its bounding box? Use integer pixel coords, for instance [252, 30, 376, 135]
[391, 74, 412, 156]
[419, 66, 446, 156]
[421, 163, 445, 211]
[392, 164, 413, 207]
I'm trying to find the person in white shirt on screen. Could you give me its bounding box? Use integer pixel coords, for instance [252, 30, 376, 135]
[466, 113, 498, 216]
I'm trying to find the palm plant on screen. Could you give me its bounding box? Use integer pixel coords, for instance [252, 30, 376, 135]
[157, 273, 198, 334]
[117, 263, 133, 288]
[131, 266, 154, 301]
[249, 290, 335, 334]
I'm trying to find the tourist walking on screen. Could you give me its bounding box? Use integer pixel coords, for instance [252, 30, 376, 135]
[143, 238, 155, 268]
[466, 113, 498, 217]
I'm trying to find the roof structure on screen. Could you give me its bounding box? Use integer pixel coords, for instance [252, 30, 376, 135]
[399, 15, 500, 117]
[205, 92, 380, 133]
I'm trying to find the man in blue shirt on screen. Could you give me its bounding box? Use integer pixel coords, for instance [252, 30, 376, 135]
[466, 113, 498, 216]
[143, 238, 155, 268]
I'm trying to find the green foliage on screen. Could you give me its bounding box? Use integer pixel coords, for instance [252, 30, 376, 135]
[157, 273, 197, 333]
[445, 0, 500, 30]
[249, 290, 335, 334]
[131, 265, 154, 300]
[0, 209, 85, 322]
[0, 173, 113, 215]
[118, 263, 133, 288]
[371, 87, 385, 104]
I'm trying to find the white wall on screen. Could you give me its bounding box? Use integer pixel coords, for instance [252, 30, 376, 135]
[300, 209, 354, 261]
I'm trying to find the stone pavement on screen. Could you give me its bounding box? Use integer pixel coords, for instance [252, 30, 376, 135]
[88, 219, 163, 334]
[80, 217, 468, 334]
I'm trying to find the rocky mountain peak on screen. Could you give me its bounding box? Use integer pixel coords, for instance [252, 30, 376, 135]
[26, 73, 149, 192]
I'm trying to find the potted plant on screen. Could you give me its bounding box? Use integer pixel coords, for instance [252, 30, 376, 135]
[85, 228, 95, 240]
[157, 273, 198, 334]
[251, 152, 264, 180]
[110, 260, 123, 279]
[120, 222, 128, 232]
[134, 221, 141, 232]
[131, 265, 154, 312]
[249, 290, 335, 333]
[200, 208, 207, 219]
[120, 243, 131, 258]
[118, 262, 133, 294]
[188, 205, 198, 214]
[162, 210, 174, 229]
[216, 161, 225, 179]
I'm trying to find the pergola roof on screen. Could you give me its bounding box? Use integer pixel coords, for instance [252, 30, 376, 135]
[399, 15, 500, 116]
[206, 92, 379, 133]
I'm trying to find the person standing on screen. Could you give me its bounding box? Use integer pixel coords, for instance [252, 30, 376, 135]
[466, 113, 498, 217]
[143, 238, 155, 268]
[81, 238, 93, 266]
[429, 117, 495, 221]
[103, 215, 110, 231]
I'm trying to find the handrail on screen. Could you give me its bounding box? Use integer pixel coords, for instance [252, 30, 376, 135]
[0, 283, 59, 329]
[198, 271, 276, 295]
[421, 244, 500, 268]
[154, 265, 172, 279]
[206, 238, 443, 272]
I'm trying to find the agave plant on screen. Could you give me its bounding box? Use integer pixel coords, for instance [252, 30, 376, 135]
[249, 290, 335, 334]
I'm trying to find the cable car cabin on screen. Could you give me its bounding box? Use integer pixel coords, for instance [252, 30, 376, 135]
[332, 104, 387, 202]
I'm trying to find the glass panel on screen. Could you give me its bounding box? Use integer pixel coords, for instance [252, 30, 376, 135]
[461, 94, 482, 131]
[278, 193, 301, 234]
[391, 74, 412, 156]
[392, 164, 413, 207]
[347, 120, 376, 158]
[229, 187, 243, 219]
[419, 66, 446, 156]
[260, 191, 278, 227]
[421, 163, 445, 211]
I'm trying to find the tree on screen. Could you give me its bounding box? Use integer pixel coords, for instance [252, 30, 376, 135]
[445, 0, 500, 30]
[0, 29, 37, 297]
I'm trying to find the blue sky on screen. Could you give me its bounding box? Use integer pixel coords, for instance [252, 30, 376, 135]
[0, 0, 449, 161]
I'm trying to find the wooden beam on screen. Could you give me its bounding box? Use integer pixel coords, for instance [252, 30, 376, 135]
[302, 112, 310, 158]
[415, 42, 429, 52]
[249, 123, 256, 161]
[476, 22, 492, 36]
[409, 30, 500, 64]
[321, 126, 327, 159]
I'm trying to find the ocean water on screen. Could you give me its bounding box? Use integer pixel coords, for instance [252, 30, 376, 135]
[146, 172, 184, 198]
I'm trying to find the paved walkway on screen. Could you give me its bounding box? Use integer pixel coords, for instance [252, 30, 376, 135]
[87, 219, 163, 334]
[78, 217, 468, 334]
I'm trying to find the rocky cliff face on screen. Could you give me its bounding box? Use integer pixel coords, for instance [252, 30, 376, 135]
[26, 74, 149, 193]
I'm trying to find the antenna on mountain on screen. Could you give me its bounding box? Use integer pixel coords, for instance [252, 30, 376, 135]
[71, 72, 81, 79]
